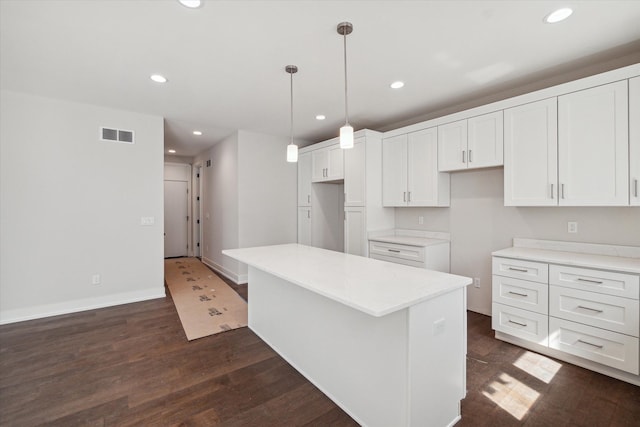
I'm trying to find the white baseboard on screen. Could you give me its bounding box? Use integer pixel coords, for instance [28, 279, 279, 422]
[202, 257, 248, 284]
[0, 287, 166, 325]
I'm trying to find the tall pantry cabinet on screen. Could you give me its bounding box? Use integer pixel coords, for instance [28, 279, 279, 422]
[297, 129, 394, 257]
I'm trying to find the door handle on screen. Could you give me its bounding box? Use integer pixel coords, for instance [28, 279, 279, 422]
[462, 150, 466, 163]
[468, 149, 473, 163]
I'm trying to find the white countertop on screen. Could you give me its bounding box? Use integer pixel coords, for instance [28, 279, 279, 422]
[223, 244, 471, 317]
[492, 247, 640, 274]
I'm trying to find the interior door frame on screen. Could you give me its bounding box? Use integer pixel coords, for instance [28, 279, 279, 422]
[192, 162, 203, 258]
[164, 162, 192, 257]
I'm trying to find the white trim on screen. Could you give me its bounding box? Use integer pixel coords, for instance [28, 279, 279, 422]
[201, 256, 248, 284]
[0, 288, 165, 325]
[383, 63, 640, 138]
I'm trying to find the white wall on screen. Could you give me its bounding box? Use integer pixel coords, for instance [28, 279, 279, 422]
[195, 130, 296, 283]
[395, 168, 640, 315]
[0, 90, 165, 324]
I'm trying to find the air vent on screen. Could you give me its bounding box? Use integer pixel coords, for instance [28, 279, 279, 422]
[100, 127, 135, 144]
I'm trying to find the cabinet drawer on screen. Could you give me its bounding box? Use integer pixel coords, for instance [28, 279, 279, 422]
[492, 275, 548, 315]
[492, 257, 548, 283]
[369, 241, 425, 264]
[492, 303, 548, 346]
[549, 317, 639, 375]
[549, 265, 639, 299]
[550, 286, 639, 337]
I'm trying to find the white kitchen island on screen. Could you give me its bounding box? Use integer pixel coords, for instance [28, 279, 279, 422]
[223, 244, 472, 427]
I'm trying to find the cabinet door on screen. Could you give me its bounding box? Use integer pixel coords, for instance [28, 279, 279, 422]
[558, 80, 629, 205]
[344, 138, 366, 206]
[504, 98, 558, 206]
[297, 152, 312, 206]
[467, 111, 504, 169]
[311, 149, 328, 182]
[407, 128, 449, 206]
[438, 119, 467, 171]
[630, 76, 640, 206]
[382, 134, 408, 206]
[327, 144, 344, 180]
[344, 207, 366, 257]
[297, 207, 312, 246]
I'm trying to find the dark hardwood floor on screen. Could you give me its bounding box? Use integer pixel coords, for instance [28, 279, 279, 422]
[1, 274, 639, 426]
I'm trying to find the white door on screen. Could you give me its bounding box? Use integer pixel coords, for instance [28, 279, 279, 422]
[408, 127, 439, 206]
[382, 134, 408, 206]
[558, 80, 629, 206]
[327, 144, 344, 180]
[344, 206, 366, 257]
[297, 207, 312, 246]
[438, 119, 467, 171]
[164, 180, 189, 258]
[504, 98, 558, 206]
[630, 76, 640, 206]
[297, 152, 313, 206]
[467, 111, 504, 169]
[344, 138, 366, 206]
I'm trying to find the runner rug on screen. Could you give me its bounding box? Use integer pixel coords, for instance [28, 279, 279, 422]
[164, 257, 248, 340]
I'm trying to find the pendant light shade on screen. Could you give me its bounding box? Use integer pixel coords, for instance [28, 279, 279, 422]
[338, 21, 354, 149]
[286, 65, 299, 163]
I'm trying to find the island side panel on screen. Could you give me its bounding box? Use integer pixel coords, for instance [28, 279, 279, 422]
[248, 267, 409, 427]
[408, 287, 466, 427]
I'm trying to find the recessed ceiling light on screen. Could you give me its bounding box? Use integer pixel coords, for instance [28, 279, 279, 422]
[193, 130, 202, 136]
[544, 8, 573, 23]
[168, 149, 176, 154]
[316, 115, 326, 120]
[390, 81, 405, 89]
[178, 0, 202, 8]
[150, 74, 167, 83]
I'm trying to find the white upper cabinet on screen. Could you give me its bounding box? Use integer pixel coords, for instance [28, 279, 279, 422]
[383, 128, 449, 207]
[504, 98, 558, 206]
[382, 134, 408, 206]
[344, 138, 366, 206]
[312, 144, 344, 182]
[438, 111, 504, 171]
[297, 152, 312, 206]
[558, 80, 629, 206]
[630, 76, 640, 206]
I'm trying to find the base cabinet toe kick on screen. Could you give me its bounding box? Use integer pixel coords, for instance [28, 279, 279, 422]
[491, 241, 640, 385]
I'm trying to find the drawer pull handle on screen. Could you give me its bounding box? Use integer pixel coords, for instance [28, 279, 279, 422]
[508, 267, 528, 273]
[577, 339, 604, 349]
[508, 319, 527, 327]
[508, 291, 528, 297]
[576, 278, 604, 284]
[577, 305, 604, 313]
[388, 249, 401, 253]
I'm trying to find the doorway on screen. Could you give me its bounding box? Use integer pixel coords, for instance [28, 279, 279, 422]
[164, 163, 192, 258]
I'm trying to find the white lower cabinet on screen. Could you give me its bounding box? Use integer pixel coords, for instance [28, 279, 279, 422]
[344, 207, 366, 257]
[492, 244, 640, 382]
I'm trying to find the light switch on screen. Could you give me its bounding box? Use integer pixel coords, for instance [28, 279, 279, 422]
[141, 216, 155, 226]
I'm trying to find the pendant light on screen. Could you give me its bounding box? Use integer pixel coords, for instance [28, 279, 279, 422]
[286, 65, 299, 163]
[337, 21, 354, 149]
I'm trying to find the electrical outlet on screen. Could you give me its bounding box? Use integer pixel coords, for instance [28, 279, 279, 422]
[568, 221, 578, 233]
[473, 278, 481, 288]
[140, 216, 155, 226]
[91, 274, 101, 285]
[418, 216, 424, 225]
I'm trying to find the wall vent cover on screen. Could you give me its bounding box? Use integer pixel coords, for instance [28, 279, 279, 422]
[100, 127, 135, 144]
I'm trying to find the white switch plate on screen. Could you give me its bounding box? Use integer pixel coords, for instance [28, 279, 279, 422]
[473, 278, 481, 288]
[418, 216, 424, 225]
[568, 221, 578, 233]
[91, 274, 101, 285]
[433, 318, 446, 335]
[141, 216, 155, 226]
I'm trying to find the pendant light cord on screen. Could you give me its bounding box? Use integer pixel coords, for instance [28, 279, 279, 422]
[290, 70, 294, 144]
[343, 31, 349, 125]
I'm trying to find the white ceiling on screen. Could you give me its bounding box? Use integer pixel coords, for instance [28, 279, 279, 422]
[2, 0, 640, 157]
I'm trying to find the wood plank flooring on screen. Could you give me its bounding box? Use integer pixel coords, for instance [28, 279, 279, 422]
[1, 273, 639, 426]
